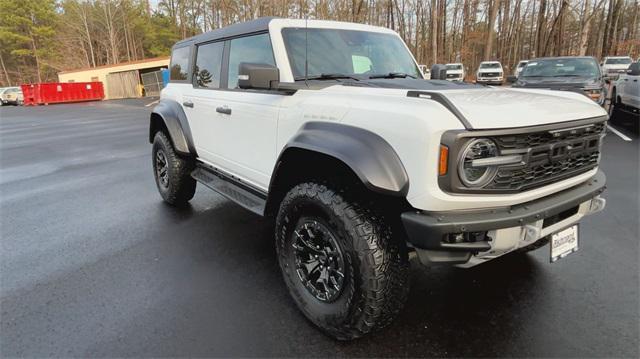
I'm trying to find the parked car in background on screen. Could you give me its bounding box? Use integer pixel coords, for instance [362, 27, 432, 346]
[601, 56, 633, 80]
[514, 60, 529, 77]
[511, 56, 606, 106]
[476, 61, 504, 85]
[0, 87, 23, 106]
[445, 63, 464, 81]
[609, 61, 640, 119]
[418, 64, 431, 79]
[0, 87, 9, 105]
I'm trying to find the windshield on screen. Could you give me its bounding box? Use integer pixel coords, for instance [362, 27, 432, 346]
[480, 63, 501, 69]
[605, 58, 632, 65]
[446, 64, 462, 70]
[281, 28, 420, 79]
[520, 58, 600, 78]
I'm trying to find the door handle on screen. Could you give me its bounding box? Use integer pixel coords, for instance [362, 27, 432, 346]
[183, 101, 194, 108]
[216, 106, 232, 115]
[633, 79, 638, 82]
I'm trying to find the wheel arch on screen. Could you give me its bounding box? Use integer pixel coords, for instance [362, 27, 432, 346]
[149, 99, 197, 157]
[265, 122, 410, 216]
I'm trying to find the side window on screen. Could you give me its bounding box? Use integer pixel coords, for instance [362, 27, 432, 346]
[170, 46, 190, 81]
[194, 41, 224, 89]
[227, 33, 275, 89]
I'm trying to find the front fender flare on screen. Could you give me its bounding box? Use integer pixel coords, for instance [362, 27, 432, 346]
[149, 99, 196, 156]
[279, 122, 409, 196]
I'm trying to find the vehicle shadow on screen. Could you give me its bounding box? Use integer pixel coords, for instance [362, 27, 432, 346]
[113, 198, 550, 357]
[340, 252, 548, 357]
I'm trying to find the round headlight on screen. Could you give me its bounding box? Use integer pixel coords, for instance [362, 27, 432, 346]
[458, 138, 498, 187]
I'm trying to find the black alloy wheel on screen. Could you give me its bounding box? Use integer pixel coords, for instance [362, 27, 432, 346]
[291, 218, 346, 302]
[155, 149, 169, 189]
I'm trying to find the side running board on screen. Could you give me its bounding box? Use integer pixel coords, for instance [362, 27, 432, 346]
[191, 162, 267, 216]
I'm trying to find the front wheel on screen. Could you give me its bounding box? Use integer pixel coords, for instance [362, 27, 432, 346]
[275, 182, 410, 340]
[152, 131, 196, 206]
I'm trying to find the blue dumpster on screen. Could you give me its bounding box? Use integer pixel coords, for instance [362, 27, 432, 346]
[161, 69, 170, 88]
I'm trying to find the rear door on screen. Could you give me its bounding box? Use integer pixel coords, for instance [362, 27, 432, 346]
[180, 40, 226, 163]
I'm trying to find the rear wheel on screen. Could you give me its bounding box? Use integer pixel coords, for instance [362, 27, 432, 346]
[152, 131, 196, 206]
[275, 182, 410, 340]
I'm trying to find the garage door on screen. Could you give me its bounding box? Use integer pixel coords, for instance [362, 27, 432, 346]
[106, 70, 139, 99]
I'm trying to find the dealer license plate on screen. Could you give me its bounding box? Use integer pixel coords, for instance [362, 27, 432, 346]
[550, 225, 579, 262]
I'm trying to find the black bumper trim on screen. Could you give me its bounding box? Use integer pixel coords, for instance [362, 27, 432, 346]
[401, 170, 606, 251]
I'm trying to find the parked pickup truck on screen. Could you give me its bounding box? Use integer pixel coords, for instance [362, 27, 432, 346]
[601, 56, 633, 80]
[610, 61, 640, 119]
[150, 17, 607, 340]
[445, 63, 465, 81]
[476, 60, 504, 85]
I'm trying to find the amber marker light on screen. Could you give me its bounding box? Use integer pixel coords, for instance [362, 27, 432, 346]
[439, 144, 449, 176]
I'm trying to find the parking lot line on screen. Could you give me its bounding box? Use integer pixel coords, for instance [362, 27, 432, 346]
[607, 125, 633, 142]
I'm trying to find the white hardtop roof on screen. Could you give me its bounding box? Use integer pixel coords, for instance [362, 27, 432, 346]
[269, 18, 398, 35]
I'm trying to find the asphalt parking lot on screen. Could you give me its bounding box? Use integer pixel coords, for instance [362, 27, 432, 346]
[1, 100, 638, 357]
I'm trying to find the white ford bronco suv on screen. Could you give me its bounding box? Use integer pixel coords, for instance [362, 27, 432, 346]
[149, 18, 607, 340]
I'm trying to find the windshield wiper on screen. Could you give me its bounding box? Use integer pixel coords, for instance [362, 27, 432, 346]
[294, 73, 360, 81]
[369, 72, 417, 79]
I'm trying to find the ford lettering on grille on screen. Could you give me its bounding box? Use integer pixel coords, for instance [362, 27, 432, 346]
[489, 123, 605, 191]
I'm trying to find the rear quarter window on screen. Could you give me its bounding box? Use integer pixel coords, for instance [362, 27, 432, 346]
[170, 46, 190, 81]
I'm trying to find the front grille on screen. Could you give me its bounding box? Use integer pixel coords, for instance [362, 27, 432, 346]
[487, 122, 605, 191]
[480, 72, 501, 77]
[447, 73, 461, 78]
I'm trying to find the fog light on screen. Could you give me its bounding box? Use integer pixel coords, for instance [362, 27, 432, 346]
[444, 233, 465, 243]
[443, 231, 490, 244]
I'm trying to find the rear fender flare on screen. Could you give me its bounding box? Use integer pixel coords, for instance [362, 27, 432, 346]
[149, 99, 196, 156]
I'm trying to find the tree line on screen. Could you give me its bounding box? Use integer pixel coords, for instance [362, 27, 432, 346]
[0, 0, 638, 86]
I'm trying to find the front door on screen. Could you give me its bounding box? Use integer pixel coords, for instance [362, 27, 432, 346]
[183, 32, 283, 190]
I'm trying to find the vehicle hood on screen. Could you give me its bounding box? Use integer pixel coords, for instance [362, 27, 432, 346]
[446, 69, 463, 74]
[512, 77, 600, 91]
[437, 88, 605, 128]
[478, 69, 503, 73]
[337, 79, 605, 129]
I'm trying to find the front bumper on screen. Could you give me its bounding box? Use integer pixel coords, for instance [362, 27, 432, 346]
[477, 77, 503, 85]
[401, 171, 606, 266]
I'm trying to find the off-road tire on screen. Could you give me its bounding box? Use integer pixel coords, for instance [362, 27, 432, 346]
[152, 131, 196, 206]
[275, 182, 410, 340]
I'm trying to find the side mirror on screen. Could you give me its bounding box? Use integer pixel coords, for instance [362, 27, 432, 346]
[238, 62, 279, 90]
[430, 64, 448, 80]
[506, 75, 517, 84]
